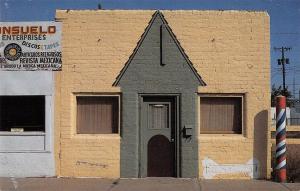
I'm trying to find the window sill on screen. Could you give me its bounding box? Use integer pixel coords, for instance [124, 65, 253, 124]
[0, 131, 46, 136]
[0, 150, 51, 153]
[73, 133, 121, 139]
[199, 133, 246, 140]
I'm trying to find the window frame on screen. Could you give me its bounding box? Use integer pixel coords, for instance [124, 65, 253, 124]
[74, 93, 121, 135]
[0, 95, 52, 153]
[199, 93, 244, 135]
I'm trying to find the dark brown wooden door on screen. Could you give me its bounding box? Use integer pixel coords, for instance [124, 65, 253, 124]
[147, 134, 174, 176]
[140, 96, 176, 177]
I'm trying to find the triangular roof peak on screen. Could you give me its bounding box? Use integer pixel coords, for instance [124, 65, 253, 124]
[113, 10, 206, 86]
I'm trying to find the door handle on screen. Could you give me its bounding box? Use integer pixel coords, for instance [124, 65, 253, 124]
[170, 138, 174, 143]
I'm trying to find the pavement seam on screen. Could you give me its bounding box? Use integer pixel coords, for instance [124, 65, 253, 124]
[10, 177, 18, 190]
[107, 178, 120, 191]
[197, 179, 202, 191]
[280, 183, 293, 191]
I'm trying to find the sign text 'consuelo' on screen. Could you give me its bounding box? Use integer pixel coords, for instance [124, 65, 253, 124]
[0, 22, 62, 70]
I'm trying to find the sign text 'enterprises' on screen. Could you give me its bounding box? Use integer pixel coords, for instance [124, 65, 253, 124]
[0, 22, 62, 71]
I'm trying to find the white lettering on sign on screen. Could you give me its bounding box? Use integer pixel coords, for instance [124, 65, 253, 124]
[0, 22, 61, 71]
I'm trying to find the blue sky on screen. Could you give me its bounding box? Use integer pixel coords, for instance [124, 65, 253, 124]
[1, 0, 300, 97]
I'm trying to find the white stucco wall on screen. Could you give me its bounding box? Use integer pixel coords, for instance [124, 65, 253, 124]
[0, 71, 55, 177]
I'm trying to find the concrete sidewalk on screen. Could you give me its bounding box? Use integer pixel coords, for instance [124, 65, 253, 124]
[0, 177, 300, 191]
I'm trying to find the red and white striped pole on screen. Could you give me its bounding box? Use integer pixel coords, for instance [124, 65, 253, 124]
[275, 96, 287, 182]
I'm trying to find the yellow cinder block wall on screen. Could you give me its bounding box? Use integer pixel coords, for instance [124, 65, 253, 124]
[55, 10, 270, 178]
[164, 11, 270, 179]
[55, 10, 155, 177]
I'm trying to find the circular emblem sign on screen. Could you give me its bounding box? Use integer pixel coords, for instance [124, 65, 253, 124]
[4, 43, 22, 61]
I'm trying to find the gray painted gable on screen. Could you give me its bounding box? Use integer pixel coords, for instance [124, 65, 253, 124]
[116, 10, 202, 178]
[113, 11, 206, 87]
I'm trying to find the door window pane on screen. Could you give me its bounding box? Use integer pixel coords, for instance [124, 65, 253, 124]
[148, 104, 169, 129]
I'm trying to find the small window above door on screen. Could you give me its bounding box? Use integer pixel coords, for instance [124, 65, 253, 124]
[148, 104, 169, 129]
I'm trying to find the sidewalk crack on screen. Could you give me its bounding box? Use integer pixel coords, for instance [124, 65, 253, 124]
[280, 183, 293, 191]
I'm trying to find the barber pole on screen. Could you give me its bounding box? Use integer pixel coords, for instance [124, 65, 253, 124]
[275, 96, 287, 182]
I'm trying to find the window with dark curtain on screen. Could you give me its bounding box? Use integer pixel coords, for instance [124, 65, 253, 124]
[200, 97, 242, 134]
[76, 96, 119, 134]
[0, 96, 45, 132]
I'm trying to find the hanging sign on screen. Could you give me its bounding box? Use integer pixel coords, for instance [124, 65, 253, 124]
[0, 21, 61, 70]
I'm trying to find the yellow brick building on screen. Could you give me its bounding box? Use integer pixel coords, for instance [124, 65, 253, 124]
[55, 10, 270, 179]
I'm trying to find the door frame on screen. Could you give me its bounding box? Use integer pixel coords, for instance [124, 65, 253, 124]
[138, 93, 181, 177]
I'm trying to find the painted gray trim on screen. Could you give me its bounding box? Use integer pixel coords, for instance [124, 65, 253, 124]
[118, 11, 200, 177]
[113, 10, 206, 86]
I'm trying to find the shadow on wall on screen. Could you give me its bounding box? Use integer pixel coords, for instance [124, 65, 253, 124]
[253, 110, 268, 179]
